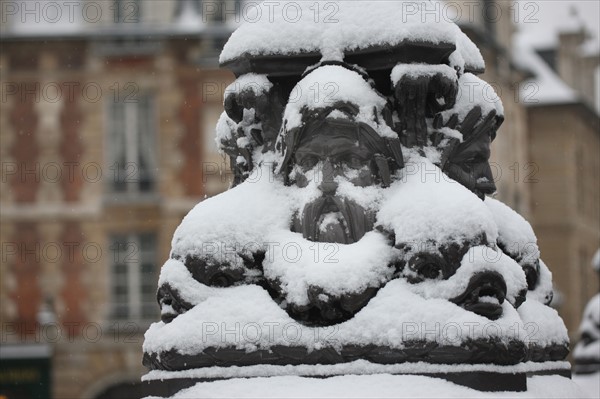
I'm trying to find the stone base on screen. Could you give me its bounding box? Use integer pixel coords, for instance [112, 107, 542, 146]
[143, 341, 569, 372]
[143, 372, 529, 396]
[142, 361, 571, 397]
[141, 372, 585, 399]
[573, 360, 600, 375]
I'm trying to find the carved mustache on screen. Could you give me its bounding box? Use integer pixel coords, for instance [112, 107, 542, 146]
[298, 196, 375, 244]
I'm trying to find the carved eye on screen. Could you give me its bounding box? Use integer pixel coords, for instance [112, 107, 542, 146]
[408, 253, 447, 281]
[342, 153, 364, 169]
[463, 157, 479, 166]
[209, 272, 233, 288]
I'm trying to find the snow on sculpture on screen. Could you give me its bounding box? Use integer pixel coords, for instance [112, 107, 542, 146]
[573, 249, 600, 375]
[142, 1, 571, 394]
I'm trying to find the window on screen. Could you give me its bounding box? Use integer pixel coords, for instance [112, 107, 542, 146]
[109, 233, 158, 320]
[107, 93, 157, 194]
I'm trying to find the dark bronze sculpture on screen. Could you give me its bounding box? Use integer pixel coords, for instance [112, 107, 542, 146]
[143, 3, 571, 395]
[573, 250, 600, 375]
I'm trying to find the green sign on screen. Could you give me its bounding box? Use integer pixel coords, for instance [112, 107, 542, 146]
[0, 357, 51, 399]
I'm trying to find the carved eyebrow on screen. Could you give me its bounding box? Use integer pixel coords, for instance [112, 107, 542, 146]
[329, 146, 370, 159]
[295, 146, 358, 160]
[296, 133, 360, 157]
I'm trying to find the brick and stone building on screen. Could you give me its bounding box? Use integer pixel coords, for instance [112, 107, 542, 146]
[1, 1, 236, 397]
[516, 24, 600, 340]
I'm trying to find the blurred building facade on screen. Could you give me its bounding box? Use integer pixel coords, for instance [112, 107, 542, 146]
[457, 0, 600, 339]
[1, 1, 236, 397]
[519, 27, 600, 335]
[0, 1, 598, 398]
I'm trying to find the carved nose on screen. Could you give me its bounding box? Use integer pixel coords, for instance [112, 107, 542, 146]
[318, 159, 338, 195]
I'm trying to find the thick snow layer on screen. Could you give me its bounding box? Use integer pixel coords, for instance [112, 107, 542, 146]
[280, 65, 396, 138]
[439, 73, 504, 124]
[225, 73, 273, 97]
[378, 158, 498, 247]
[485, 198, 536, 252]
[484, 197, 555, 303]
[143, 373, 584, 399]
[391, 64, 457, 84]
[484, 197, 539, 262]
[454, 34, 485, 73]
[158, 259, 216, 305]
[516, 300, 568, 347]
[144, 277, 531, 356]
[263, 230, 396, 305]
[219, 1, 484, 72]
[170, 165, 296, 265]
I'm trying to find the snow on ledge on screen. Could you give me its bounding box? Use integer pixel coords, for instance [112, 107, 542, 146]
[142, 359, 571, 381]
[219, 0, 484, 72]
[143, 372, 585, 399]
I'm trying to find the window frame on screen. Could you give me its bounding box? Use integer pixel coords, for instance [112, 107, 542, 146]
[108, 232, 158, 322]
[104, 89, 159, 199]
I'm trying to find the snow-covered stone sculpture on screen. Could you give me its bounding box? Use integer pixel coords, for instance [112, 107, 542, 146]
[142, 2, 570, 394]
[573, 249, 600, 375]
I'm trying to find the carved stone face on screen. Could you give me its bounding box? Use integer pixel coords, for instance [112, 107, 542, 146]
[444, 132, 496, 200]
[290, 117, 379, 244]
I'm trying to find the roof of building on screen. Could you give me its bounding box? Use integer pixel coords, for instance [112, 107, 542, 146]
[513, 18, 599, 113]
[512, 37, 578, 106]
